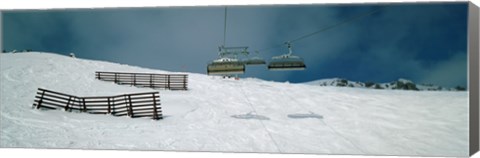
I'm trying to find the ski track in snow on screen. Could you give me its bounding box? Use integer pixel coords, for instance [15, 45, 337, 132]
[0, 52, 469, 156]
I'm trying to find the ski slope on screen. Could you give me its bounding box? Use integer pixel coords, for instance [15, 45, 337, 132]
[0, 52, 469, 157]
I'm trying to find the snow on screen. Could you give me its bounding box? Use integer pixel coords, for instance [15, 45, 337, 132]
[0, 52, 469, 157]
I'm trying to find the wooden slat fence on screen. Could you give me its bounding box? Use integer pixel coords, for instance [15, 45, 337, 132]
[95, 71, 188, 90]
[32, 88, 162, 120]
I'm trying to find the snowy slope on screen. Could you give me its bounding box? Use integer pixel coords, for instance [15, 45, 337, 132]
[0, 52, 469, 157]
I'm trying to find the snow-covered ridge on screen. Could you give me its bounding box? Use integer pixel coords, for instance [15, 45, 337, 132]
[0, 52, 469, 157]
[304, 78, 466, 91]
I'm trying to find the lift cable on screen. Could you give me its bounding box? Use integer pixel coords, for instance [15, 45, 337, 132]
[223, 7, 228, 47]
[257, 6, 386, 53]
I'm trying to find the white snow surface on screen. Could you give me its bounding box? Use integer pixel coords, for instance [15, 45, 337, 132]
[0, 52, 469, 157]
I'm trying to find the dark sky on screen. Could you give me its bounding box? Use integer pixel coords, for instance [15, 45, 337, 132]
[2, 2, 469, 87]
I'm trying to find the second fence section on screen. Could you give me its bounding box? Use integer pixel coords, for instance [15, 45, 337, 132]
[96, 71, 188, 90]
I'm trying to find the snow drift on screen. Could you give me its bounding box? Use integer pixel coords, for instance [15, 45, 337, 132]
[0, 52, 469, 157]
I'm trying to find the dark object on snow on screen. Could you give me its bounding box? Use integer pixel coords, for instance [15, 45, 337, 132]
[374, 84, 384, 89]
[365, 82, 375, 88]
[95, 71, 188, 90]
[336, 79, 348, 87]
[32, 88, 162, 120]
[391, 81, 418, 90]
[455, 86, 466, 91]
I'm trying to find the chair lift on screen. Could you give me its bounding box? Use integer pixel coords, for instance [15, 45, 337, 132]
[207, 7, 248, 76]
[207, 58, 245, 75]
[207, 46, 247, 75]
[267, 42, 306, 71]
[244, 51, 266, 65]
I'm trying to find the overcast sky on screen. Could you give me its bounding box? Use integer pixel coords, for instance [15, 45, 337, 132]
[2, 2, 469, 87]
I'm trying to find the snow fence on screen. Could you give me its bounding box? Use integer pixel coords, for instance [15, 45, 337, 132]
[32, 88, 162, 120]
[95, 71, 188, 90]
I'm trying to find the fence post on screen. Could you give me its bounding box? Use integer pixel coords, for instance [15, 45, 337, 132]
[152, 93, 159, 120]
[183, 75, 187, 90]
[167, 75, 170, 89]
[128, 95, 134, 118]
[36, 90, 46, 109]
[65, 96, 72, 111]
[82, 98, 87, 112]
[107, 97, 111, 114]
[133, 74, 136, 86]
[150, 74, 153, 88]
[114, 73, 118, 83]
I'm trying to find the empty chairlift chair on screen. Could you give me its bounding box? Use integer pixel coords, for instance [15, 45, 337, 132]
[244, 51, 266, 65]
[268, 55, 306, 70]
[268, 43, 306, 71]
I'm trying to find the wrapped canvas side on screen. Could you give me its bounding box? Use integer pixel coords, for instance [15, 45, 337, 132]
[469, 1, 480, 156]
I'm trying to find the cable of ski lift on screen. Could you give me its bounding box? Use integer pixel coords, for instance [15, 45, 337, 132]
[289, 6, 385, 43]
[261, 6, 386, 71]
[223, 7, 227, 47]
[207, 6, 248, 76]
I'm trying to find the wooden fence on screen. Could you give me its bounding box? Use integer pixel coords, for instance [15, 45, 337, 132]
[95, 71, 188, 90]
[32, 88, 162, 120]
